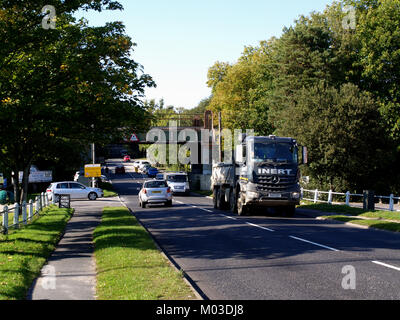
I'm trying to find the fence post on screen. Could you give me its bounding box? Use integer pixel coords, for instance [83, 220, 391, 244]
[35, 196, 39, 215]
[389, 194, 394, 212]
[14, 203, 20, 228]
[41, 193, 45, 208]
[328, 190, 333, 205]
[300, 188, 304, 200]
[29, 199, 33, 221]
[345, 191, 351, 206]
[3, 206, 8, 235]
[314, 189, 318, 203]
[39, 194, 42, 212]
[22, 201, 27, 225]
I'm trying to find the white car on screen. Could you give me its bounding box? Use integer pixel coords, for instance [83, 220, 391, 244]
[47, 182, 103, 201]
[165, 172, 190, 195]
[138, 161, 151, 172]
[138, 180, 172, 208]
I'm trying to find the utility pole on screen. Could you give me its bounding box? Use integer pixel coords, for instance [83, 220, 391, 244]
[91, 143, 96, 188]
[218, 112, 222, 163]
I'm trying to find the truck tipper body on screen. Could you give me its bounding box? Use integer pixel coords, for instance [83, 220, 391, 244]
[211, 135, 307, 216]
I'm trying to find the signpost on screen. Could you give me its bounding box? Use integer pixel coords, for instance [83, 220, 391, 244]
[84, 164, 101, 178]
[58, 194, 71, 209]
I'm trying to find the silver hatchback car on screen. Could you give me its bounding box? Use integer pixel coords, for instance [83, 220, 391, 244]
[138, 180, 172, 208]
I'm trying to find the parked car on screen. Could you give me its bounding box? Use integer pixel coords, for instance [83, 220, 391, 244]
[147, 167, 159, 178]
[138, 180, 172, 208]
[165, 172, 190, 195]
[115, 165, 125, 174]
[46, 182, 103, 201]
[123, 155, 131, 162]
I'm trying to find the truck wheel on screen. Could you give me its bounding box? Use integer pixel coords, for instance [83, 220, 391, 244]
[229, 188, 237, 214]
[216, 188, 222, 209]
[213, 188, 218, 209]
[219, 189, 228, 210]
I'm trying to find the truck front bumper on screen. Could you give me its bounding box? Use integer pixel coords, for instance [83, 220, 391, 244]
[245, 191, 300, 206]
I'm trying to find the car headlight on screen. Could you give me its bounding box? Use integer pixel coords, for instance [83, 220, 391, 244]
[292, 192, 300, 199]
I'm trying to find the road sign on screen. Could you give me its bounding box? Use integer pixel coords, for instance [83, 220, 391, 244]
[84, 164, 101, 178]
[130, 133, 139, 142]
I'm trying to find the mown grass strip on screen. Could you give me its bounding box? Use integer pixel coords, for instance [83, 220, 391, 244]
[94, 207, 197, 300]
[320, 215, 400, 233]
[299, 202, 400, 221]
[99, 182, 118, 198]
[0, 206, 73, 300]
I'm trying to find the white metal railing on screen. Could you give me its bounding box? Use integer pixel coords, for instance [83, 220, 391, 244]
[0, 192, 53, 235]
[301, 188, 400, 212]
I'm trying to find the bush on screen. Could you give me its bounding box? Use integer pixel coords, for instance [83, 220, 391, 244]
[0, 191, 7, 205]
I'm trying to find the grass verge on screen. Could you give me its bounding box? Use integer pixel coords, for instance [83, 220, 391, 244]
[299, 202, 400, 221]
[320, 215, 400, 233]
[93, 207, 197, 300]
[99, 182, 118, 198]
[0, 206, 73, 300]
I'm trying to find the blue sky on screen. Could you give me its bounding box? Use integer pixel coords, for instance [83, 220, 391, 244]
[76, 0, 334, 109]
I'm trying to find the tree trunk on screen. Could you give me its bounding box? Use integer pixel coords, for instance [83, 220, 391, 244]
[11, 169, 20, 205]
[20, 164, 31, 205]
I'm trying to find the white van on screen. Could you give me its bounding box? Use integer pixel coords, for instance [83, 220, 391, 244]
[164, 172, 190, 195]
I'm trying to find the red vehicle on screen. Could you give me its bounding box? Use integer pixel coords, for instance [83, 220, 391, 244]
[123, 155, 131, 162]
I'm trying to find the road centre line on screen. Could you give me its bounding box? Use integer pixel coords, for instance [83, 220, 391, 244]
[372, 261, 400, 272]
[289, 236, 340, 252]
[245, 222, 275, 232]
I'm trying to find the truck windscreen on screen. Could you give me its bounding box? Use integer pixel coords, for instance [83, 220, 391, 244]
[253, 143, 297, 163]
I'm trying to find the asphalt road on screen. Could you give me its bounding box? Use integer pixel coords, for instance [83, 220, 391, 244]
[108, 160, 400, 300]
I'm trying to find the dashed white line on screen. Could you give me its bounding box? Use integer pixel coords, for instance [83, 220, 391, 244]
[221, 214, 238, 221]
[245, 222, 275, 232]
[289, 236, 340, 252]
[372, 261, 400, 272]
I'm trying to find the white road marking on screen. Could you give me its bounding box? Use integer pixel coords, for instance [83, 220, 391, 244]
[372, 261, 400, 272]
[245, 222, 274, 232]
[175, 200, 184, 204]
[221, 214, 237, 221]
[289, 236, 340, 252]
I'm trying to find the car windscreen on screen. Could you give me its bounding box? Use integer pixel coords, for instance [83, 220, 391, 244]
[145, 181, 168, 188]
[167, 175, 187, 183]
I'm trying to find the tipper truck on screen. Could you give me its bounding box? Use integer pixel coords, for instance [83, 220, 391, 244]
[211, 135, 307, 216]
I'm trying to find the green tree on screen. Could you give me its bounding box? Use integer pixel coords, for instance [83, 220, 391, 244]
[0, 1, 155, 204]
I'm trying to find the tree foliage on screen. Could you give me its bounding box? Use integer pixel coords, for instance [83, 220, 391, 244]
[0, 0, 155, 203]
[206, 0, 400, 193]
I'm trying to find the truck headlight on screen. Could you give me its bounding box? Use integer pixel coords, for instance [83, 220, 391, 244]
[292, 192, 300, 199]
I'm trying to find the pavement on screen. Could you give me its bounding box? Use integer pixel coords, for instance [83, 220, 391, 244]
[27, 197, 122, 300]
